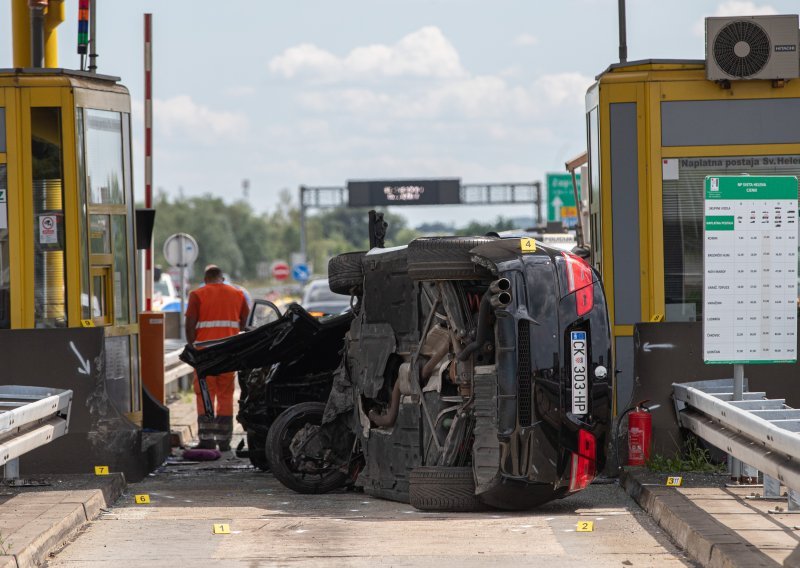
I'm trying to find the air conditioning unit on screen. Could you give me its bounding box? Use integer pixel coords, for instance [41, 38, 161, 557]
[706, 15, 799, 81]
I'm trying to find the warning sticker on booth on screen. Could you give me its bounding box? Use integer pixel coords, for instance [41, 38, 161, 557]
[39, 215, 57, 244]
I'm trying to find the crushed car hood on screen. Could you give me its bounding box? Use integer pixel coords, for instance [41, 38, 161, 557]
[180, 303, 353, 377]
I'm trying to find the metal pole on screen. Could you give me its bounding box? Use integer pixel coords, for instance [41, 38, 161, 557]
[4, 458, 19, 480]
[143, 14, 154, 311]
[618, 0, 628, 63]
[299, 186, 307, 262]
[570, 170, 585, 247]
[730, 363, 744, 481]
[535, 181, 542, 226]
[30, 3, 45, 68]
[179, 235, 186, 342]
[88, 0, 97, 72]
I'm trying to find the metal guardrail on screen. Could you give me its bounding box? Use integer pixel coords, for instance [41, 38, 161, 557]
[0, 386, 72, 479]
[674, 378, 800, 510]
[164, 349, 194, 390]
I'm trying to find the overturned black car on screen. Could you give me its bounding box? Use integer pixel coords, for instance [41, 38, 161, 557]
[181, 235, 611, 510]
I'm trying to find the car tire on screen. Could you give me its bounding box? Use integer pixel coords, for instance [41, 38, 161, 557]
[409, 466, 486, 512]
[266, 402, 348, 494]
[407, 237, 496, 281]
[246, 432, 270, 471]
[328, 251, 365, 295]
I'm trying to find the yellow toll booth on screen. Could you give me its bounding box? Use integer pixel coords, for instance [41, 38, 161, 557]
[0, 69, 141, 418]
[0, 1, 168, 480]
[586, 58, 800, 442]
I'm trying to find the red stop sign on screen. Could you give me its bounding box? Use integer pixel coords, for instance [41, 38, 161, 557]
[271, 261, 290, 281]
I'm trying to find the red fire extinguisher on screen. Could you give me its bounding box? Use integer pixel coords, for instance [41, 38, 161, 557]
[627, 401, 652, 466]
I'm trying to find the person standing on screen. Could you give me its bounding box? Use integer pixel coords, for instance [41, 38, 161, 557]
[185, 265, 249, 450]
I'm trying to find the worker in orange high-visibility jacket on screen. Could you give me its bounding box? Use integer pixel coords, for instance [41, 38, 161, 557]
[185, 265, 250, 451]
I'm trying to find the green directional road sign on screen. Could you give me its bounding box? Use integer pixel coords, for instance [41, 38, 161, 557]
[546, 173, 580, 224]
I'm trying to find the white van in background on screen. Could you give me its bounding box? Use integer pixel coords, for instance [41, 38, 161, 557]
[153, 272, 179, 311]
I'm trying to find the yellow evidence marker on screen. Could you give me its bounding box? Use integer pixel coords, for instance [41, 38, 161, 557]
[213, 524, 231, 534]
[94, 466, 109, 475]
[520, 238, 536, 253]
[666, 476, 683, 487]
[576, 521, 594, 532]
[135, 494, 151, 504]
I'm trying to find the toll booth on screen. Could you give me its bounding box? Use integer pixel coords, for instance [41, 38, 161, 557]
[0, 68, 169, 480]
[586, 59, 800, 456]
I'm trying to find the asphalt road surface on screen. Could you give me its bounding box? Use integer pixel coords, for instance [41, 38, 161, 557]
[45, 457, 696, 567]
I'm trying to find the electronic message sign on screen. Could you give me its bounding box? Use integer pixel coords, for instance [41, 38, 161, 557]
[347, 179, 461, 207]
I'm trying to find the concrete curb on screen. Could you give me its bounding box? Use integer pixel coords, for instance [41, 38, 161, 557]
[620, 470, 775, 568]
[0, 473, 125, 568]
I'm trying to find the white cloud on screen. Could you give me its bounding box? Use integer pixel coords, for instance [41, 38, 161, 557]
[269, 26, 465, 81]
[514, 33, 539, 47]
[694, 1, 778, 36]
[224, 86, 257, 97]
[139, 95, 248, 143]
[535, 73, 594, 107]
[298, 71, 592, 122]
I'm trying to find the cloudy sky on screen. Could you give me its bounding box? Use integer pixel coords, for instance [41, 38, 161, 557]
[0, 0, 796, 227]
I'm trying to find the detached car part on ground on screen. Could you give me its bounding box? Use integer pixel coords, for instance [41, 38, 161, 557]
[181, 236, 611, 511]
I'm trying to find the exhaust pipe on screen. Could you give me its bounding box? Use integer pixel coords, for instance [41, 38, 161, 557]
[490, 291, 512, 309]
[489, 277, 510, 295]
[490, 277, 512, 308]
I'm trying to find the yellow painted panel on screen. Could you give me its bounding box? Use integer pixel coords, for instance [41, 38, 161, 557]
[598, 82, 643, 334]
[29, 88, 62, 107]
[18, 89, 33, 328]
[646, 82, 665, 318]
[613, 325, 634, 336]
[0, 75, 71, 89]
[60, 88, 82, 327]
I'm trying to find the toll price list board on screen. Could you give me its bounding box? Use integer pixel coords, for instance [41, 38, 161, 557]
[704, 176, 798, 364]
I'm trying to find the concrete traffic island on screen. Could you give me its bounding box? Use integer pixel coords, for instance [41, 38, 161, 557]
[0, 473, 125, 568]
[621, 468, 800, 567]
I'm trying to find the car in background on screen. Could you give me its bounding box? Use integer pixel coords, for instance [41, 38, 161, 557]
[300, 278, 351, 317]
[153, 273, 179, 311]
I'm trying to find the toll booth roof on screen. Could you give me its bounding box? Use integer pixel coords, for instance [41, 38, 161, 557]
[0, 67, 121, 84]
[596, 59, 705, 80]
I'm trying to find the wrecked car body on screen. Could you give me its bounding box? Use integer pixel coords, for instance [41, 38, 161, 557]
[181, 304, 353, 469]
[182, 235, 611, 510]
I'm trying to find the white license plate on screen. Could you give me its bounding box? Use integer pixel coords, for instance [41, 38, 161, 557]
[571, 331, 588, 415]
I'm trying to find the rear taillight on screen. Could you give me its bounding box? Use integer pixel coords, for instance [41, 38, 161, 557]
[562, 252, 594, 316]
[568, 429, 597, 492]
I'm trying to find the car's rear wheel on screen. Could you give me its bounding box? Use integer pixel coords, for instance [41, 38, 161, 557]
[328, 251, 365, 295]
[407, 237, 496, 281]
[266, 402, 349, 494]
[409, 466, 486, 512]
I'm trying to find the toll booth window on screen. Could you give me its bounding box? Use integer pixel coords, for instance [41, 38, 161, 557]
[86, 110, 124, 205]
[112, 215, 129, 324]
[0, 165, 9, 328]
[91, 269, 109, 322]
[75, 109, 91, 320]
[662, 155, 800, 322]
[89, 214, 110, 254]
[31, 108, 66, 328]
